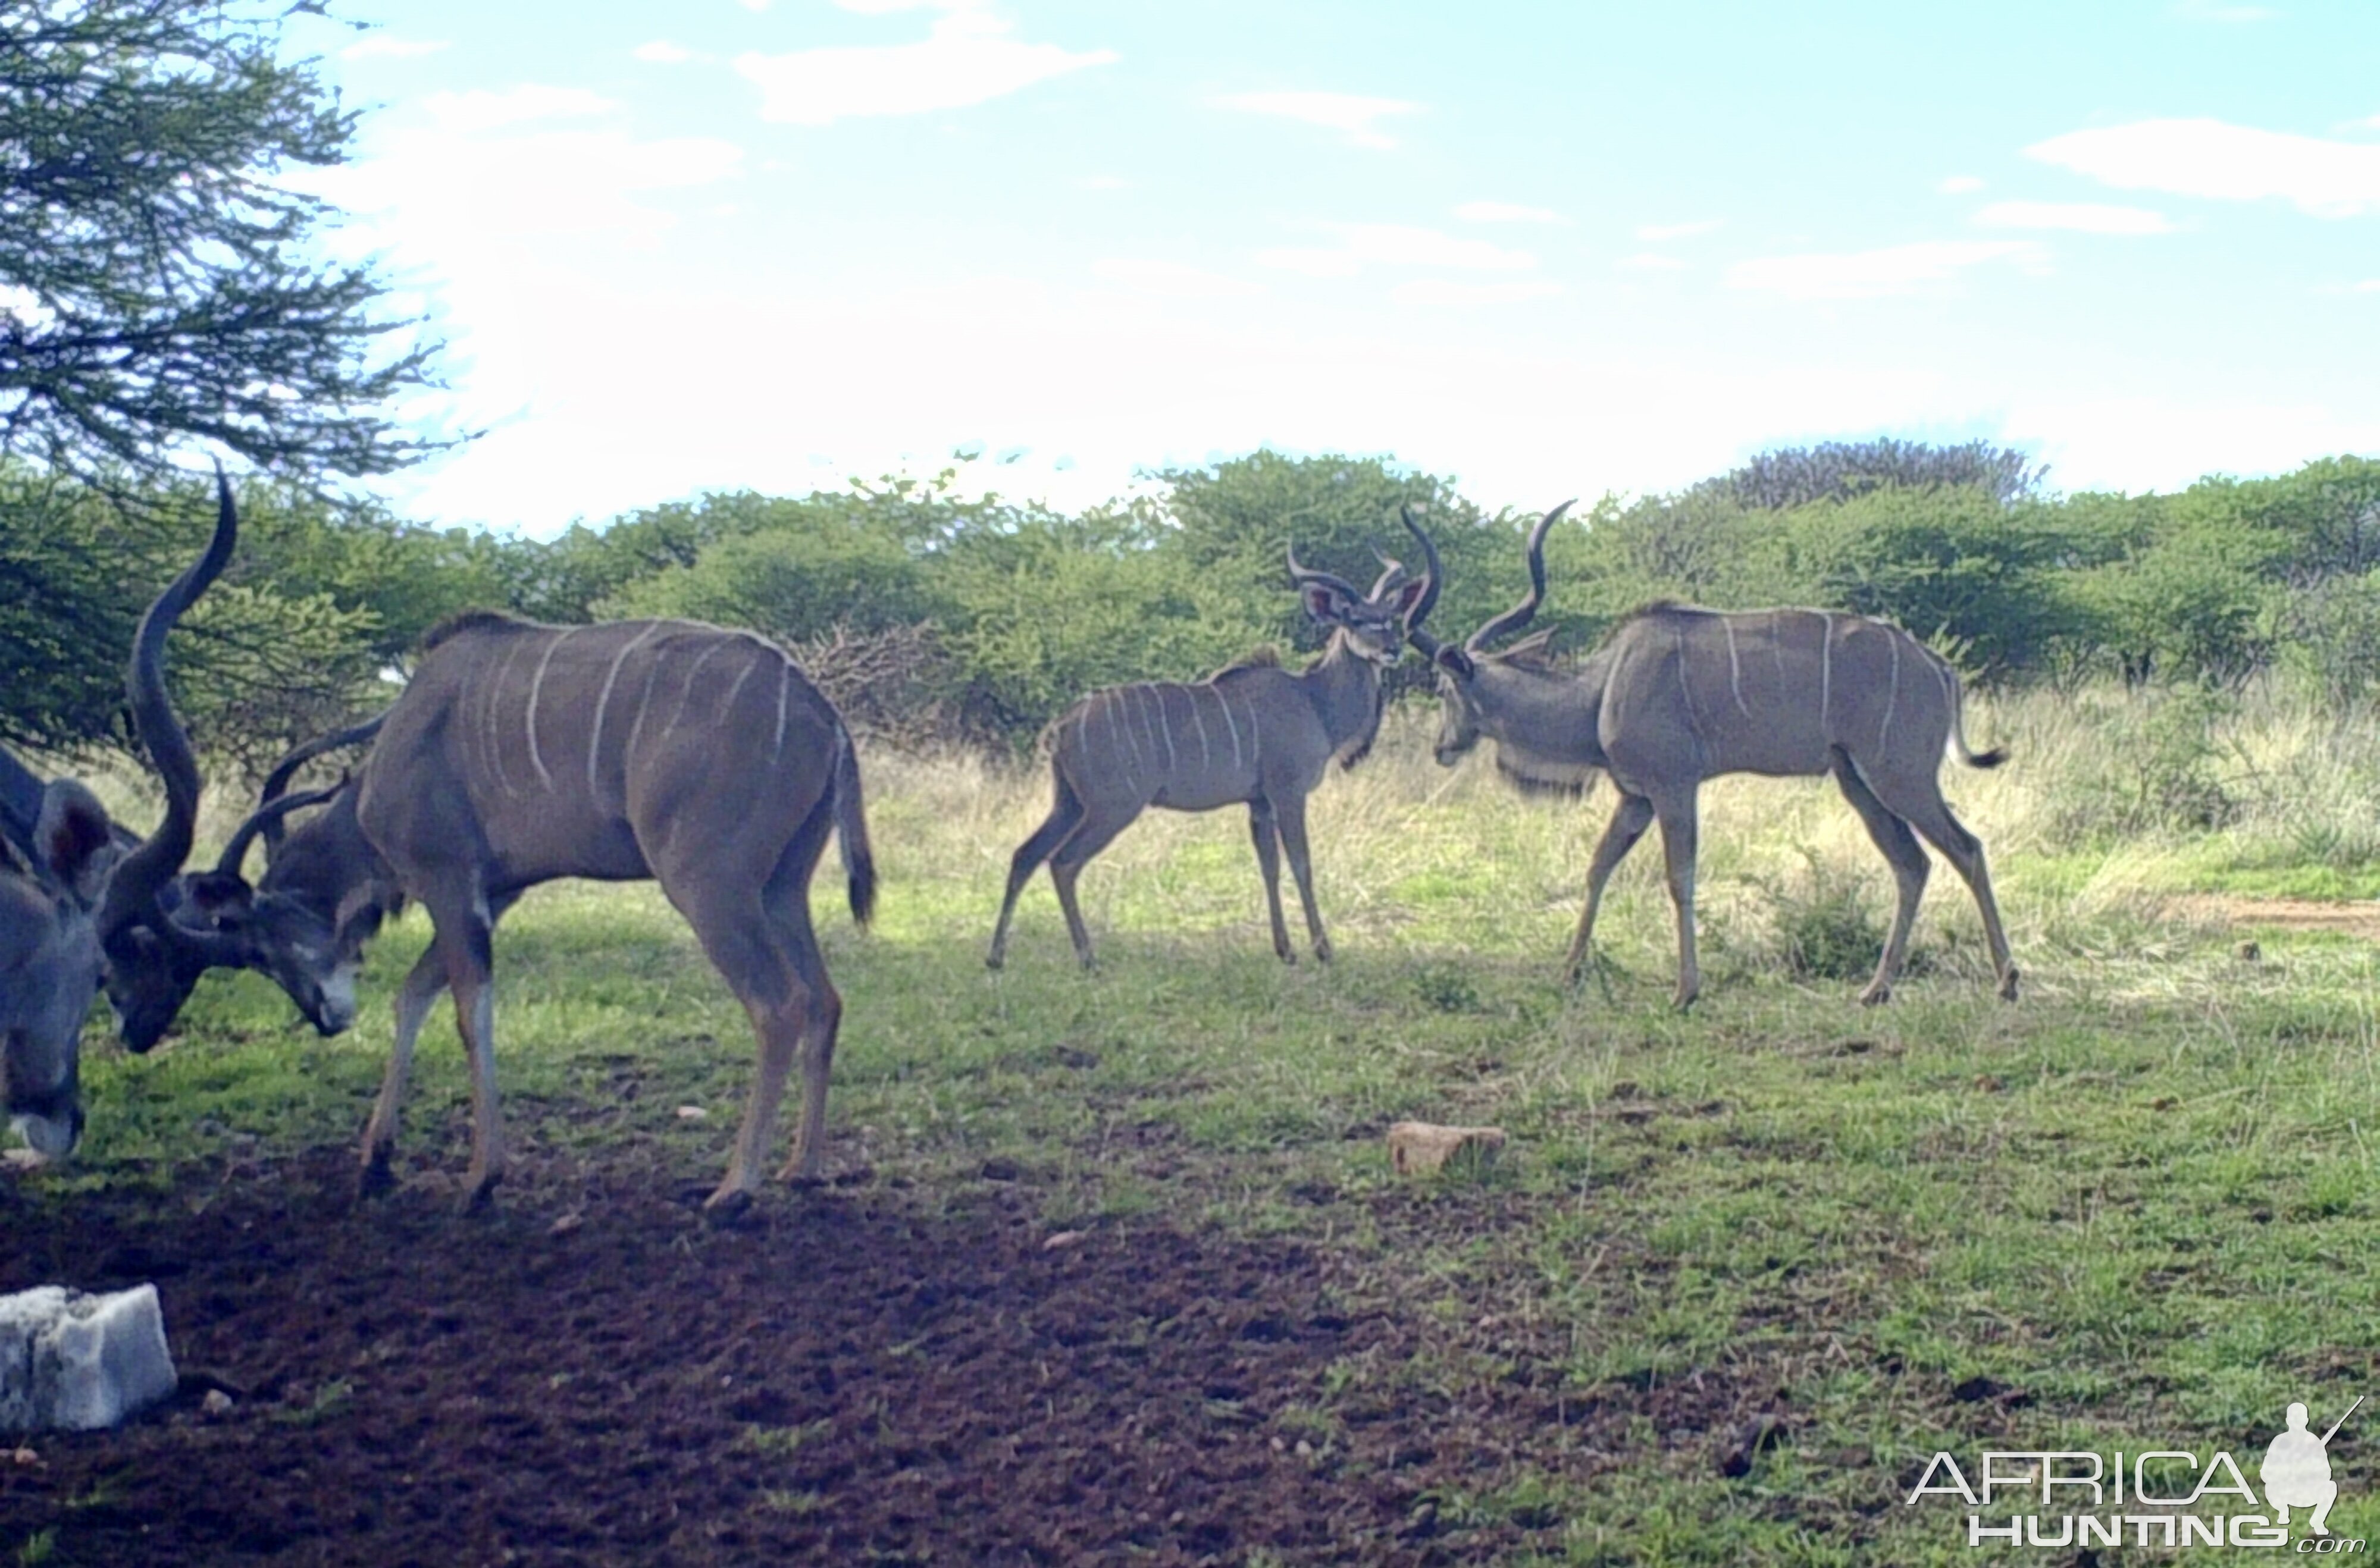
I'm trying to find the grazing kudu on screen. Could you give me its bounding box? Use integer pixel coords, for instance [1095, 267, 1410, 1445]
[5, 476, 238, 1152]
[987, 532, 1434, 970]
[1407, 506, 2018, 1009]
[205, 612, 877, 1211]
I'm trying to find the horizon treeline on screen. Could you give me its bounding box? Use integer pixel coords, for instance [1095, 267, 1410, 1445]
[5, 440, 2378, 770]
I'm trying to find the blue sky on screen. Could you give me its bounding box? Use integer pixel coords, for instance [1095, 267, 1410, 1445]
[296, 0, 2380, 536]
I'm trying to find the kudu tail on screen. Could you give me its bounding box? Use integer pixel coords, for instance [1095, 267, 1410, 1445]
[1940, 658, 2007, 770]
[831, 723, 877, 927]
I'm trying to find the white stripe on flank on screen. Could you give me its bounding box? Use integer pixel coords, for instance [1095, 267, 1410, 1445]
[1722, 618, 1750, 717]
[525, 626, 581, 791]
[1113, 689, 1143, 780]
[1818, 614, 1836, 735]
[1138, 686, 1167, 774]
[1153, 686, 1179, 774]
[1879, 634, 1900, 752]
[772, 651, 795, 760]
[1217, 685, 1243, 772]
[718, 642, 767, 725]
[1770, 610, 1789, 688]
[588, 622, 665, 796]
[621, 644, 666, 781]
[1242, 690, 1263, 772]
[662, 639, 729, 738]
[483, 634, 530, 797]
[1189, 685, 1211, 768]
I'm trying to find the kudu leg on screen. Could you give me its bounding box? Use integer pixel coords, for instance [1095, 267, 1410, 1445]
[1893, 788, 2019, 1002]
[1830, 751, 1930, 1007]
[988, 777, 1084, 970]
[672, 877, 807, 1207]
[1652, 792, 1702, 1010]
[1248, 801, 1295, 962]
[429, 899, 505, 1211]
[1566, 792, 1655, 984]
[358, 944, 449, 1196]
[770, 899, 842, 1187]
[1047, 805, 1139, 971]
[1270, 792, 1331, 963]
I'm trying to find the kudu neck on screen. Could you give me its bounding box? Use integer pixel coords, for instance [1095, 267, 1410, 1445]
[1296, 631, 1388, 747]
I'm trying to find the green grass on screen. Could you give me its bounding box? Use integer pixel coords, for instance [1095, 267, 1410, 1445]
[26, 691, 2380, 1563]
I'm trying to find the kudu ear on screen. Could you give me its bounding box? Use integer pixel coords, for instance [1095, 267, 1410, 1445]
[35, 780, 116, 907]
[1392, 576, 1429, 617]
[180, 871, 258, 925]
[1301, 582, 1356, 625]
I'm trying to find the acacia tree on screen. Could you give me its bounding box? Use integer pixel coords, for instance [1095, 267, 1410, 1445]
[0, 0, 447, 479]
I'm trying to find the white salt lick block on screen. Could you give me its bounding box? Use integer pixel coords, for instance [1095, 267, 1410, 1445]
[0, 1285, 178, 1432]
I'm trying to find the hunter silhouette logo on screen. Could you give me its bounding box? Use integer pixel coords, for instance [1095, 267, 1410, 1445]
[1906, 1393, 2369, 1550]
[2265, 1397, 2360, 1538]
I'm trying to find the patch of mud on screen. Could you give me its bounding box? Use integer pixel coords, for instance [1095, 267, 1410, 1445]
[2169, 895, 2380, 940]
[1, 1152, 1755, 1566]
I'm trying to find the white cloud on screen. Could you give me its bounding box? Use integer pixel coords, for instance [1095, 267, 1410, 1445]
[1617, 252, 1686, 271]
[1938, 175, 1985, 195]
[2028, 118, 2380, 218]
[2356, 279, 2380, 293]
[1456, 200, 1560, 224]
[340, 35, 450, 61]
[1091, 258, 1263, 298]
[310, 92, 741, 252]
[1077, 174, 1129, 191]
[1392, 280, 1562, 307]
[737, 7, 1116, 125]
[1974, 200, 2178, 234]
[1634, 219, 1721, 241]
[1257, 224, 1536, 278]
[1217, 92, 1421, 150]
[634, 40, 696, 64]
[424, 85, 617, 134]
[1728, 240, 2048, 300]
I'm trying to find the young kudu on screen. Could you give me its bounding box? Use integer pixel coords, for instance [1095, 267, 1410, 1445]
[1407, 507, 2018, 1009]
[205, 613, 877, 1211]
[5, 476, 237, 1154]
[987, 532, 1433, 970]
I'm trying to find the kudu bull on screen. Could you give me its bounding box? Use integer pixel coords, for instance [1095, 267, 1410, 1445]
[5, 478, 238, 1154]
[205, 612, 876, 1211]
[987, 535, 1433, 970]
[1408, 506, 2018, 1009]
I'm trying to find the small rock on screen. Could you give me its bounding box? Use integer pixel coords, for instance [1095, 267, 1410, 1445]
[2236, 939, 2262, 963]
[1042, 1230, 1087, 1252]
[674, 1105, 709, 1121]
[1294, 1439, 1314, 1457]
[0, 1285, 178, 1434]
[5, 1445, 37, 1467]
[1972, 1074, 2004, 1093]
[200, 1389, 234, 1418]
[548, 1211, 584, 1237]
[979, 1157, 1023, 1181]
[1269, 1436, 1285, 1452]
[1386, 1121, 1507, 1177]
[1, 1149, 50, 1173]
[1719, 1413, 1787, 1477]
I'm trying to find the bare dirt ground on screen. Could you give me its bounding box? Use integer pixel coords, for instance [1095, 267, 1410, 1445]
[0, 1147, 1760, 1566]
[2169, 895, 2380, 941]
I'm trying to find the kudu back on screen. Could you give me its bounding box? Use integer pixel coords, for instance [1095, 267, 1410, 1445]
[1410, 505, 2018, 1009]
[987, 527, 1432, 970]
[224, 612, 876, 1211]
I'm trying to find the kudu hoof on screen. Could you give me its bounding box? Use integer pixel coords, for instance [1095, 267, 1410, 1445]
[1857, 984, 1892, 1008]
[701, 1186, 758, 1225]
[356, 1154, 396, 1200]
[459, 1169, 503, 1215]
[1998, 968, 2021, 1003]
